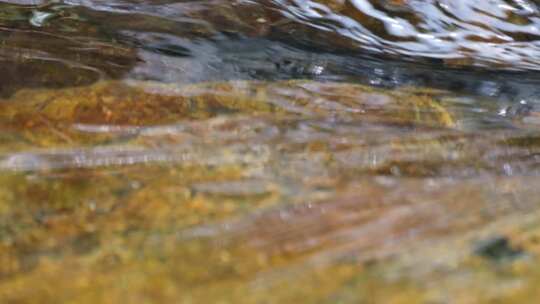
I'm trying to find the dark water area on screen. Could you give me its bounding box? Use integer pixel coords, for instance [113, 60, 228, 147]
[3, 1, 540, 303]
[4, 0, 540, 96]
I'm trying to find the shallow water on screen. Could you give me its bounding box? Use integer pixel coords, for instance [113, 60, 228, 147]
[3, 1, 540, 303]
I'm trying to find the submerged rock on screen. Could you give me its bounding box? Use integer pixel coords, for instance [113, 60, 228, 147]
[2, 79, 540, 302]
[3, 1, 540, 303]
[0, 79, 454, 148]
[0, 2, 138, 96]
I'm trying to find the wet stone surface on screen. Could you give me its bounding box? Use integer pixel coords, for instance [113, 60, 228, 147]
[2, 0, 540, 303]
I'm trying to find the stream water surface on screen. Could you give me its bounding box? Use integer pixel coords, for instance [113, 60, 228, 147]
[3, 1, 540, 303]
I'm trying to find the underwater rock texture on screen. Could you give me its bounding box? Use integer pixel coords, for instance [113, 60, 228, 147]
[0, 80, 539, 303]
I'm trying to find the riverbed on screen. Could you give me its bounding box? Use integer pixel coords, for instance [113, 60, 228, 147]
[2, 1, 540, 303]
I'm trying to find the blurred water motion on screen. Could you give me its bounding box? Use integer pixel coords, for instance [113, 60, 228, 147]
[3, 1, 540, 303]
[271, 0, 540, 69]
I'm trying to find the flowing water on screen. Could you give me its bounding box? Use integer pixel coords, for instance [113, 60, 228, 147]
[4, 0, 540, 303]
